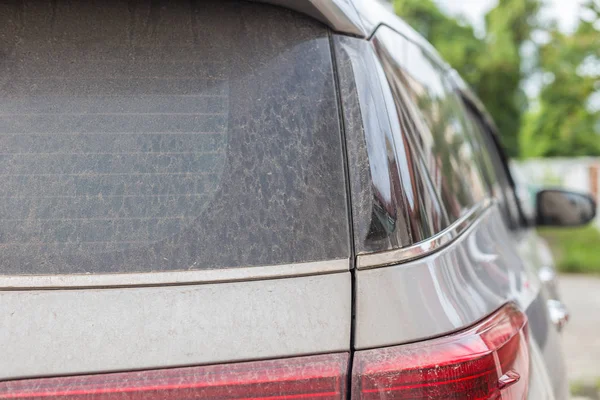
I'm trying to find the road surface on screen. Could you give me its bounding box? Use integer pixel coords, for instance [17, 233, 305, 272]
[559, 274, 600, 399]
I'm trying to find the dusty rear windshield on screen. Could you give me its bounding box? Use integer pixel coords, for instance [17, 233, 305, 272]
[0, 0, 349, 275]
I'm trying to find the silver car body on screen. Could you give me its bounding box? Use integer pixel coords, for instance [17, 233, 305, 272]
[1, 1, 567, 398]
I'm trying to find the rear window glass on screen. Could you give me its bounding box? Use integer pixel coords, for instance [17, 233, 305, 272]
[0, 0, 349, 275]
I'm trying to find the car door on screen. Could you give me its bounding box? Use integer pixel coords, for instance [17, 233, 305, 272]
[459, 98, 569, 400]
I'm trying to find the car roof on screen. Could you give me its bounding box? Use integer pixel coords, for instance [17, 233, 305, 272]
[255, 0, 499, 129]
[259, 1, 450, 75]
[255, 0, 429, 45]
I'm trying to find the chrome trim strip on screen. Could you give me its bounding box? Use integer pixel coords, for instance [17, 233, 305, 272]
[356, 199, 493, 270]
[354, 205, 542, 349]
[0, 258, 349, 290]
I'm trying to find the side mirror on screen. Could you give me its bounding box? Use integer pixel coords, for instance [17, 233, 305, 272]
[536, 189, 597, 227]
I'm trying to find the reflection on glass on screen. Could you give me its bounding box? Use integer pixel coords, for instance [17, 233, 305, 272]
[374, 27, 488, 224]
[538, 190, 596, 226]
[334, 36, 413, 254]
[373, 29, 450, 243]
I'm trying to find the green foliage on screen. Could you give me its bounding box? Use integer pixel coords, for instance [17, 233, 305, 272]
[393, 0, 600, 158]
[538, 225, 600, 274]
[392, 0, 484, 86]
[520, 0, 600, 158]
[569, 379, 600, 398]
[393, 0, 541, 157]
[478, 0, 542, 156]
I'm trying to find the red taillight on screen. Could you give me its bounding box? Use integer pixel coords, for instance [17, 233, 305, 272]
[352, 304, 529, 400]
[0, 306, 529, 399]
[0, 353, 348, 400]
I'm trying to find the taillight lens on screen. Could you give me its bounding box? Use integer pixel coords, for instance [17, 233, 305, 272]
[352, 304, 529, 400]
[0, 353, 349, 399]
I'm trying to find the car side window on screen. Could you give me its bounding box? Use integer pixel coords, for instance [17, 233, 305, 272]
[333, 35, 412, 254]
[373, 26, 489, 224]
[462, 104, 523, 229]
[334, 34, 452, 254]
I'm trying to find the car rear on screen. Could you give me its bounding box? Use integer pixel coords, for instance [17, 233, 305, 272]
[0, 1, 566, 399]
[0, 0, 351, 396]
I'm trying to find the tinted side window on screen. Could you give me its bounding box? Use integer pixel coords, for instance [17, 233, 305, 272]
[0, 0, 349, 275]
[374, 27, 488, 223]
[463, 106, 522, 228]
[334, 36, 412, 254]
[336, 33, 456, 254]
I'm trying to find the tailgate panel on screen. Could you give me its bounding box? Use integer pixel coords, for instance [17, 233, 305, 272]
[1, 273, 351, 380]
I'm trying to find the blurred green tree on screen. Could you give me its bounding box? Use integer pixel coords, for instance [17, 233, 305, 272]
[393, 0, 542, 157]
[391, 0, 484, 90]
[478, 0, 542, 157]
[520, 0, 600, 157]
